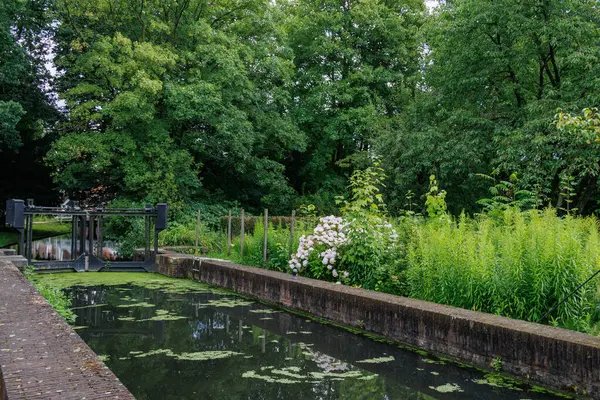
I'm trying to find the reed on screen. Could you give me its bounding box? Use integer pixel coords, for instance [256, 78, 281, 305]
[406, 208, 600, 331]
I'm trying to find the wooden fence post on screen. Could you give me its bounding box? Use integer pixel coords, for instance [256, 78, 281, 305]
[263, 209, 268, 263]
[195, 209, 201, 251]
[290, 210, 296, 254]
[227, 210, 232, 256]
[240, 208, 245, 258]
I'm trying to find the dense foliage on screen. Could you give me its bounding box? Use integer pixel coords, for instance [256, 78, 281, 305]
[2, 0, 600, 215]
[4, 0, 600, 335]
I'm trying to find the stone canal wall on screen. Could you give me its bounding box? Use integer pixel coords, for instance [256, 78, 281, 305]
[156, 253, 600, 398]
[0, 258, 135, 399]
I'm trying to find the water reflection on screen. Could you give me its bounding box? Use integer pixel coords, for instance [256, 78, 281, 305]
[67, 284, 565, 400]
[13, 235, 120, 261]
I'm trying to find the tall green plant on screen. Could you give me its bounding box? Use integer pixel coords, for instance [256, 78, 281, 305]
[338, 160, 398, 289]
[406, 208, 600, 331]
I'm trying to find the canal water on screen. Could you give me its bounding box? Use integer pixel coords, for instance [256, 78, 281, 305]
[41, 273, 567, 400]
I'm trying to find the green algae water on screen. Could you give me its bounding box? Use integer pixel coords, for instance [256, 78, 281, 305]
[37, 273, 569, 400]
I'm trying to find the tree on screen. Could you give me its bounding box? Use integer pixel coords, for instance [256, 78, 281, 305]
[285, 0, 424, 202]
[379, 0, 600, 214]
[0, 0, 59, 206]
[48, 0, 304, 212]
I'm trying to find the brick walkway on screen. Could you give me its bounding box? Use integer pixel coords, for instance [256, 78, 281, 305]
[0, 260, 135, 399]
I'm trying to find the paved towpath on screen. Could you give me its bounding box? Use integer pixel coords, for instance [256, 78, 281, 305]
[0, 259, 135, 399]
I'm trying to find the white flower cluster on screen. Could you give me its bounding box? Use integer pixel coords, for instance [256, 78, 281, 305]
[289, 216, 348, 279]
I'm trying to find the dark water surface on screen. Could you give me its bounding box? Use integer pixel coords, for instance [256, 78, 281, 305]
[62, 275, 567, 400]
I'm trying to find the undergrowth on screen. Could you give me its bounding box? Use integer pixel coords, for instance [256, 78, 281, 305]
[25, 267, 76, 323]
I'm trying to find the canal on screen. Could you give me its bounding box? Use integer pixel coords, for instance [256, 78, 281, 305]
[35, 273, 567, 400]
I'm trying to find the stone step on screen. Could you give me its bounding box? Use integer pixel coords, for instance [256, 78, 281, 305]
[0, 255, 28, 269]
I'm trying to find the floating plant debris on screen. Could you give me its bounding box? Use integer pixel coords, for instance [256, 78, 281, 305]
[129, 348, 243, 361]
[196, 298, 254, 308]
[116, 301, 155, 308]
[249, 309, 280, 314]
[356, 356, 395, 364]
[242, 370, 301, 384]
[429, 383, 464, 393]
[72, 303, 107, 310]
[175, 351, 243, 361]
[241, 366, 377, 385]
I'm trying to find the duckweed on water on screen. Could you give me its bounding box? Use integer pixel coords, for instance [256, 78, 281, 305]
[429, 383, 464, 393]
[196, 298, 254, 308]
[422, 358, 446, 365]
[242, 370, 301, 384]
[98, 354, 109, 362]
[356, 356, 395, 364]
[176, 351, 243, 361]
[33, 272, 215, 294]
[118, 309, 187, 322]
[473, 374, 523, 391]
[249, 309, 279, 314]
[116, 301, 155, 308]
[129, 348, 243, 361]
[141, 314, 187, 322]
[242, 366, 377, 385]
[72, 303, 107, 310]
[134, 348, 175, 358]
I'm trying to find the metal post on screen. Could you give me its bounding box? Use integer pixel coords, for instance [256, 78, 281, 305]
[17, 228, 24, 257]
[79, 215, 85, 257]
[227, 210, 232, 256]
[154, 229, 159, 262]
[98, 216, 104, 260]
[145, 215, 150, 261]
[88, 215, 94, 258]
[240, 208, 245, 258]
[195, 209, 201, 251]
[290, 210, 296, 255]
[263, 209, 268, 263]
[71, 216, 76, 260]
[23, 215, 29, 260]
[27, 214, 33, 261]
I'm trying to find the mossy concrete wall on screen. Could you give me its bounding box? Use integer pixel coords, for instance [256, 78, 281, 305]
[157, 253, 600, 398]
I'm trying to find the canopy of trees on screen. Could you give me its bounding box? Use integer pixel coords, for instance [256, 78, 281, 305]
[2, 0, 600, 215]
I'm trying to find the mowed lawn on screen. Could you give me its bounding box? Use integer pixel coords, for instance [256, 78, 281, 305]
[0, 221, 71, 247]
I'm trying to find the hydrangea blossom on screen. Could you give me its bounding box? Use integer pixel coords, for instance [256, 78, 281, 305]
[289, 216, 349, 280]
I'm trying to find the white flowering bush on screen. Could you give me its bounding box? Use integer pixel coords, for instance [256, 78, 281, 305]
[289, 216, 350, 283]
[290, 159, 402, 289]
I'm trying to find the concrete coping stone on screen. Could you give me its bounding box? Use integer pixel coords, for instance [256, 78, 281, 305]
[0, 249, 17, 256]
